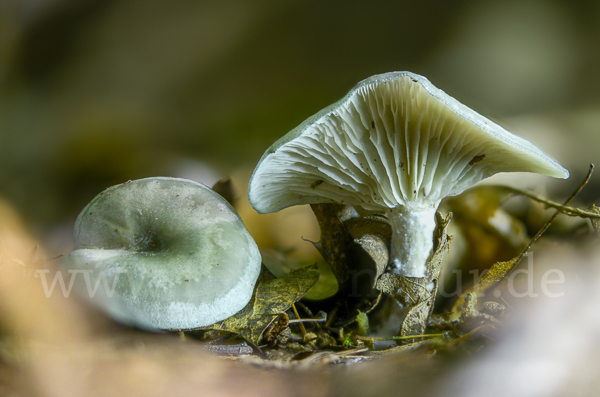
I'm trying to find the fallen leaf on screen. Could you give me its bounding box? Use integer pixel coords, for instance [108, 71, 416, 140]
[211, 177, 236, 206]
[199, 264, 320, 346]
[309, 203, 357, 286]
[344, 217, 391, 286]
[310, 205, 388, 326]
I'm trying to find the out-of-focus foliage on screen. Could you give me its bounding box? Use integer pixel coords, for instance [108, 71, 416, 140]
[2, 1, 600, 395]
[591, 205, 600, 235]
[0, 0, 599, 238]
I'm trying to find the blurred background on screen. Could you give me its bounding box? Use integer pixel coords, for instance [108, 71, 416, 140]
[2, 1, 600, 396]
[0, 0, 599, 253]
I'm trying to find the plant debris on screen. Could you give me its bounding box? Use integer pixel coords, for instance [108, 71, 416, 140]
[212, 176, 236, 206]
[375, 212, 452, 337]
[197, 264, 320, 346]
[176, 165, 599, 364]
[588, 204, 600, 235]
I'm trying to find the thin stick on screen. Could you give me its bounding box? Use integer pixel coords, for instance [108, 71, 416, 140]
[288, 318, 327, 324]
[296, 302, 323, 330]
[355, 333, 446, 342]
[450, 324, 495, 345]
[526, 164, 593, 250]
[506, 186, 600, 219]
[291, 304, 307, 336]
[325, 304, 339, 329]
[505, 164, 594, 277]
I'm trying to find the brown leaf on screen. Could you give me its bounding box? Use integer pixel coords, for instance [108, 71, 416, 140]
[446, 185, 527, 263]
[309, 203, 357, 285]
[211, 177, 236, 205]
[344, 217, 391, 286]
[310, 206, 388, 326]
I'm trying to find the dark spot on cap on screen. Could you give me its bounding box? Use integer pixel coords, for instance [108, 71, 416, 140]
[371, 120, 375, 129]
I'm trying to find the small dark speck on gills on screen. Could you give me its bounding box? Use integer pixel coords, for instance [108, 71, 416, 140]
[310, 180, 325, 190]
[468, 154, 486, 166]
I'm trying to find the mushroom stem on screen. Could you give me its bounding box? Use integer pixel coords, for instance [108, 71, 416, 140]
[386, 206, 439, 278]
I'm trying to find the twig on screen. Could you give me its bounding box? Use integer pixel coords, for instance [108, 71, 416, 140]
[287, 318, 327, 324]
[291, 304, 307, 336]
[505, 182, 600, 220]
[337, 347, 369, 356]
[325, 303, 339, 328]
[503, 163, 594, 279]
[203, 342, 254, 356]
[450, 324, 495, 345]
[355, 332, 446, 342]
[296, 302, 323, 330]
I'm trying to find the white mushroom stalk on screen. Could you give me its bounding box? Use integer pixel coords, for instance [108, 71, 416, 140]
[248, 72, 568, 278]
[61, 177, 261, 330]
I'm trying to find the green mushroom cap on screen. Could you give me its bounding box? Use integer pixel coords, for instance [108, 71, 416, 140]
[60, 177, 261, 330]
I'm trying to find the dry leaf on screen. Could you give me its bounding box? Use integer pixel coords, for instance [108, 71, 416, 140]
[200, 264, 320, 345]
[309, 203, 357, 286]
[344, 217, 391, 286]
[211, 176, 236, 206]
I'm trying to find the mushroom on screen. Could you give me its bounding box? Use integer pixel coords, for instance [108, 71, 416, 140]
[60, 177, 261, 330]
[248, 72, 568, 278]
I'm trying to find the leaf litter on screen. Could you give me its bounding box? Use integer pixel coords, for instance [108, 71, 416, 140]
[195, 165, 598, 365]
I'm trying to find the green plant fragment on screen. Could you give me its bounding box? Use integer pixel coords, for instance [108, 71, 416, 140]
[589, 204, 600, 235]
[356, 310, 369, 336]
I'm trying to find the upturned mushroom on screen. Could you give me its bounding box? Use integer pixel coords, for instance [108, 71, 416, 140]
[60, 177, 261, 330]
[248, 72, 568, 278]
